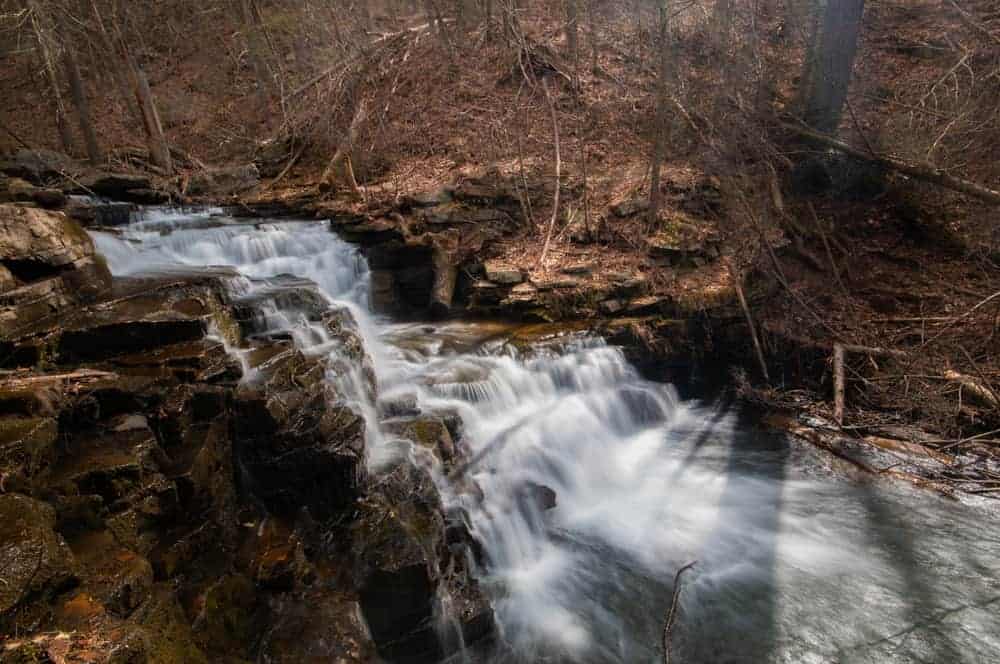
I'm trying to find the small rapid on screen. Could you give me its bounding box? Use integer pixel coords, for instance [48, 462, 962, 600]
[92, 207, 1000, 663]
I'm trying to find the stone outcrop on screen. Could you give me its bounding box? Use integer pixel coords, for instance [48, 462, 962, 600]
[0, 205, 111, 339]
[0, 202, 494, 663]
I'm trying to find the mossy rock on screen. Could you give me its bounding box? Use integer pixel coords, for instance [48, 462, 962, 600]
[130, 588, 209, 664]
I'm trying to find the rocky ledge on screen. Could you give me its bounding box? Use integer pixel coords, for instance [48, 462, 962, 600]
[0, 204, 494, 663]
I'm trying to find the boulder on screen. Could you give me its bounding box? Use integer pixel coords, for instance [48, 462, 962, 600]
[78, 172, 152, 199]
[235, 349, 366, 519]
[186, 164, 259, 197]
[353, 460, 494, 662]
[383, 416, 456, 465]
[0, 149, 77, 184]
[0, 205, 97, 270]
[352, 461, 445, 661]
[612, 197, 650, 218]
[0, 494, 78, 624]
[66, 199, 135, 227]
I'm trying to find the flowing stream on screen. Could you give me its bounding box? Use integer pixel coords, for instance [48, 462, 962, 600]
[92, 208, 1000, 663]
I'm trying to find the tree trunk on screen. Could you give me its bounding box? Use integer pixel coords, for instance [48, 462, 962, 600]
[109, 3, 172, 173]
[647, 3, 671, 226]
[712, 0, 733, 45]
[27, 0, 74, 154]
[485, 0, 494, 42]
[566, 0, 579, 65]
[133, 65, 172, 173]
[63, 43, 102, 165]
[239, 0, 270, 106]
[801, 0, 866, 134]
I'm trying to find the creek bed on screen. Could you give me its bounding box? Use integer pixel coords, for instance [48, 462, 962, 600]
[92, 207, 1000, 663]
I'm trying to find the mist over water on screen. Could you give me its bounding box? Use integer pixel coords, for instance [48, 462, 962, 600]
[93, 208, 1000, 663]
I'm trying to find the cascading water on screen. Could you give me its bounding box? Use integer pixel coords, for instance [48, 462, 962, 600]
[92, 207, 1000, 664]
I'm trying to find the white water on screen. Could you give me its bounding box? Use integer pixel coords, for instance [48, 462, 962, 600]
[92, 208, 1000, 663]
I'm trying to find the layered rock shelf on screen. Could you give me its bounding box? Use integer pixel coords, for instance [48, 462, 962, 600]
[0, 204, 494, 662]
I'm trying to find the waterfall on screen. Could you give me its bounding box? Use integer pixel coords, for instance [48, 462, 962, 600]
[91, 207, 1000, 664]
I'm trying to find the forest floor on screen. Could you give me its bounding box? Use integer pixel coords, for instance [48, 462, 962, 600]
[2, 1, 998, 492]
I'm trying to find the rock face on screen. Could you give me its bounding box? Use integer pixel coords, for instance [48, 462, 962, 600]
[353, 460, 494, 663]
[0, 205, 111, 339]
[0, 202, 494, 662]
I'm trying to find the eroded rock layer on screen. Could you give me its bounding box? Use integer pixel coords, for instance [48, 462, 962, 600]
[0, 204, 493, 663]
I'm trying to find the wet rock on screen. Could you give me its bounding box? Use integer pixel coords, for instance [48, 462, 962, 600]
[369, 269, 396, 312]
[68, 529, 154, 618]
[57, 318, 208, 364]
[121, 188, 170, 205]
[429, 246, 457, 318]
[483, 260, 523, 285]
[192, 573, 261, 660]
[0, 494, 78, 625]
[129, 588, 210, 664]
[66, 198, 135, 227]
[31, 189, 67, 209]
[78, 173, 152, 199]
[235, 350, 365, 519]
[259, 590, 376, 663]
[377, 392, 420, 419]
[113, 339, 241, 383]
[352, 462, 444, 661]
[0, 416, 58, 488]
[49, 421, 163, 511]
[518, 481, 557, 511]
[384, 416, 456, 465]
[353, 460, 494, 662]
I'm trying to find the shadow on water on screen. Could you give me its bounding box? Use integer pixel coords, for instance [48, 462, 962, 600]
[673, 418, 789, 663]
[842, 480, 966, 663]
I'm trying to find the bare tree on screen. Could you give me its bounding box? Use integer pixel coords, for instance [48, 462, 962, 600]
[109, 1, 172, 173]
[647, 2, 672, 226]
[26, 0, 73, 153]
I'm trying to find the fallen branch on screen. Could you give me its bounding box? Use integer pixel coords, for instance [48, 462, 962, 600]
[782, 121, 1000, 205]
[662, 560, 697, 664]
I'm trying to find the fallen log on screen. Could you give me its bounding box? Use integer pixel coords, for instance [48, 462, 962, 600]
[782, 121, 1000, 206]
